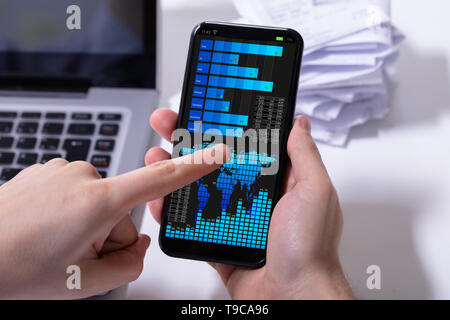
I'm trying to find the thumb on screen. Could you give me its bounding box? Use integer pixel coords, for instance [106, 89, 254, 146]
[287, 116, 330, 183]
[81, 234, 150, 296]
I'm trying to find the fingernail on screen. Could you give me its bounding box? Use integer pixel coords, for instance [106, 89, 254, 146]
[298, 116, 311, 133]
[211, 144, 231, 161]
[210, 146, 216, 157]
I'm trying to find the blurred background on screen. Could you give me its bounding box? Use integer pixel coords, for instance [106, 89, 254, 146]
[127, 0, 450, 299]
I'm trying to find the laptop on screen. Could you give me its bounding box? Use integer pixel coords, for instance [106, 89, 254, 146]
[0, 0, 159, 297]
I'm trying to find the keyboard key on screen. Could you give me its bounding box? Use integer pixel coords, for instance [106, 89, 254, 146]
[68, 123, 95, 135]
[72, 113, 92, 120]
[98, 171, 107, 178]
[98, 113, 122, 121]
[17, 137, 37, 149]
[0, 137, 14, 148]
[1, 168, 22, 181]
[100, 124, 119, 136]
[0, 122, 13, 134]
[46, 112, 66, 120]
[63, 139, 91, 162]
[18, 153, 38, 165]
[22, 112, 42, 119]
[0, 112, 18, 119]
[41, 153, 62, 164]
[95, 140, 115, 152]
[91, 155, 111, 168]
[17, 122, 39, 134]
[40, 138, 60, 151]
[43, 123, 64, 135]
[0, 152, 15, 164]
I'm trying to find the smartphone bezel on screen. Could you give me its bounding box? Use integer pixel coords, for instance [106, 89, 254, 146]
[159, 22, 304, 267]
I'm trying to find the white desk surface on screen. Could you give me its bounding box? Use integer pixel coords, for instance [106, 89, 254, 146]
[127, 0, 450, 299]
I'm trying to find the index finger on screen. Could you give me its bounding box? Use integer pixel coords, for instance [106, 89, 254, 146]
[104, 144, 230, 211]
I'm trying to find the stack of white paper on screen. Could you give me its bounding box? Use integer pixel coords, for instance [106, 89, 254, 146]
[232, 0, 404, 146]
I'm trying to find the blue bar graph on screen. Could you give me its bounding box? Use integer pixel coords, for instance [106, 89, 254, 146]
[203, 111, 249, 126]
[190, 40, 279, 132]
[191, 98, 204, 109]
[210, 64, 259, 79]
[206, 88, 224, 99]
[188, 121, 201, 133]
[208, 76, 273, 92]
[193, 86, 206, 97]
[188, 121, 243, 137]
[214, 41, 283, 57]
[197, 63, 210, 74]
[202, 123, 244, 138]
[189, 110, 203, 121]
[205, 99, 230, 112]
[199, 51, 212, 62]
[200, 39, 214, 50]
[212, 52, 240, 65]
[195, 74, 208, 86]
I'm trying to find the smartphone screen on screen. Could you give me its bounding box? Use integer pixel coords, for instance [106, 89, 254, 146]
[160, 22, 303, 267]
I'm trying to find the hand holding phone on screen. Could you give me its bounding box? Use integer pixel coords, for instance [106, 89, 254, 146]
[147, 111, 354, 299]
[147, 21, 353, 299]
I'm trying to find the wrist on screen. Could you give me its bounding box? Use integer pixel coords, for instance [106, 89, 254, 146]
[294, 262, 354, 300]
[268, 261, 354, 300]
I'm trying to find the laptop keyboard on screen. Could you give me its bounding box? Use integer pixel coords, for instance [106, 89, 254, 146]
[0, 109, 128, 184]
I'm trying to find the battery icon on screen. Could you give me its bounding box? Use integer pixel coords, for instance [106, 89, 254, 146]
[276, 36, 284, 41]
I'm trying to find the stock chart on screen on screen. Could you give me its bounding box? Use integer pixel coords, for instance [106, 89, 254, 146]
[165, 35, 297, 250]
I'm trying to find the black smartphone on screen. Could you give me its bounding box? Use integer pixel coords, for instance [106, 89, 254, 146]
[159, 22, 303, 267]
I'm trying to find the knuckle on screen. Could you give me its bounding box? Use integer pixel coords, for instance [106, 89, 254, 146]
[67, 161, 99, 176]
[149, 159, 177, 175]
[288, 133, 320, 161]
[24, 163, 43, 172]
[68, 160, 91, 169]
[46, 158, 68, 166]
[304, 136, 319, 154]
[287, 135, 297, 153]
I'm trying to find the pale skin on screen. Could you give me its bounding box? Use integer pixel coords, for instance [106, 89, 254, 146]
[0, 144, 230, 299]
[0, 108, 353, 300]
[147, 109, 354, 300]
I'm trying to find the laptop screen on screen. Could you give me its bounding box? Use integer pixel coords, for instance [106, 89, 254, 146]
[0, 0, 156, 89]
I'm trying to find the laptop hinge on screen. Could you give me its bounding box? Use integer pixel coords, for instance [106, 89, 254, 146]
[0, 74, 91, 97]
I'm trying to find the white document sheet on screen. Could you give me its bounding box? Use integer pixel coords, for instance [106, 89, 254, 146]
[232, 0, 390, 54]
[297, 84, 387, 122]
[302, 68, 385, 91]
[323, 25, 392, 52]
[296, 95, 345, 121]
[307, 95, 389, 146]
[300, 62, 384, 89]
[300, 84, 387, 103]
[302, 46, 398, 67]
[226, 0, 403, 146]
